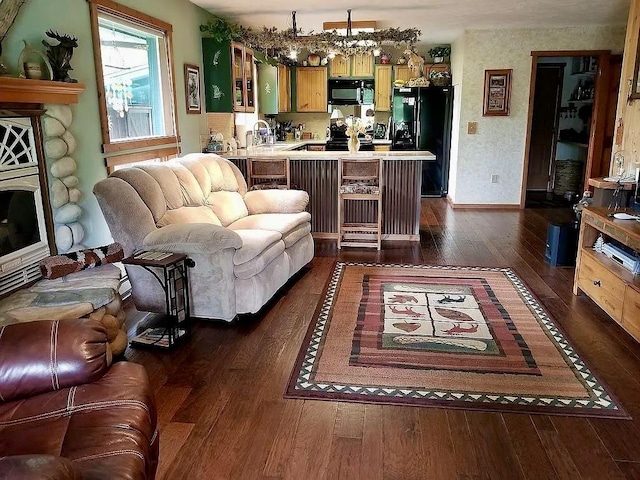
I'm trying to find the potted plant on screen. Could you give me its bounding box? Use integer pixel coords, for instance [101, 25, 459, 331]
[428, 46, 451, 63]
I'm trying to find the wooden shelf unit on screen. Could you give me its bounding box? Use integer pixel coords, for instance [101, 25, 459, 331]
[573, 206, 640, 341]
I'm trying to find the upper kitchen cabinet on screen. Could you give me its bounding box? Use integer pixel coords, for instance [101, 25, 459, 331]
[258, 63, 291, 115]
[352, 54, 374, 77]
[329, 54, 374, 78]
[393, 65, 413, 83]
[296, 67, 327, 112]
[375, 65, 392, 111]
[277, 64, 291, 112]
[202, 39, 255, 113]
[329, 55, 349, 77]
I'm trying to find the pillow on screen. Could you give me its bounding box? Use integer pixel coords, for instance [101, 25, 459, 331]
[40, 243, 124, 279]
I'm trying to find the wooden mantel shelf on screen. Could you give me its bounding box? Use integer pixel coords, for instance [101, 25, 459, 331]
[0, 77, 85, 105]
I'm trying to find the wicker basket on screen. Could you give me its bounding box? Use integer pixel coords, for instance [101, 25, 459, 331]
[430, 77, 451, 87]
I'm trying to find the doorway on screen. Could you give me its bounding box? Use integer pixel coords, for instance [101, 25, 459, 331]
[522, 51, 621, 208]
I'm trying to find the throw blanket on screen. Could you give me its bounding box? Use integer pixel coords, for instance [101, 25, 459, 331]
[40, 243, 124, 279]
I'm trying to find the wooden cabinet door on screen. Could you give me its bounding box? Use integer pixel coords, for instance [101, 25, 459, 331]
[622, 285, 640, 341]
[394, 65, 413, 83]
[330, 55, 349, 77]
[277, 64, 291, 112]
[244, 47, 255, 112]
[375, 65, 392, 111]
[352, 54, 374, 77]
[296, 67, 327, 112]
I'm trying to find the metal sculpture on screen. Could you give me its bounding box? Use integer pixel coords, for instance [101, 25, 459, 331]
[42, 30, 78, 83]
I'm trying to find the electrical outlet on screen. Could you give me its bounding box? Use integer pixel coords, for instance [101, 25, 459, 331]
[468, 122, 478, 134]
[491, 174, 499, 184]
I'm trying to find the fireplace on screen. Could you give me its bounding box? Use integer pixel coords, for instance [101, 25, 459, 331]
[0, 117, 51, 295]
[0, 77, 85, 297]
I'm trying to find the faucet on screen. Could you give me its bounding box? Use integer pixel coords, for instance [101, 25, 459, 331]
[252, 120, 272, 146]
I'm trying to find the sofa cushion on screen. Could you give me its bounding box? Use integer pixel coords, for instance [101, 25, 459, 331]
[244, 189, 309, 214]
[233, 240, 285, 279]
[233, 229, 282, 265]
[137, 164, 185, 210]
[283, 223, 312, 248]
[157, 206, 222, 227]
[207, 191, 248, 226]
[228, 212, 311, 238]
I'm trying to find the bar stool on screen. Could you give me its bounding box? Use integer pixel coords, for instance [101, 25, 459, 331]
[337, 157, 383, 250]
[247, 157, 290, 190]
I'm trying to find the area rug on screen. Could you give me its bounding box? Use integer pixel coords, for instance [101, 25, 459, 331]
[286, 262, 629, 418]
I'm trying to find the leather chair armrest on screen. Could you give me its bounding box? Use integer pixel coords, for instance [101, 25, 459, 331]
[0, 455, 82, 480]
[0, 319, 110, 402]
[143, 223, 243, 254]
[244, 189, 310, 214]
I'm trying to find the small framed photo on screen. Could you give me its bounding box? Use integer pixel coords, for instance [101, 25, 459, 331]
[483, 69, 512, 116]
[184, 63, 201, 114]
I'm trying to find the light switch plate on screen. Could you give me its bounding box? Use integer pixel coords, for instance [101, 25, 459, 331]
[468, 122, 478, 134]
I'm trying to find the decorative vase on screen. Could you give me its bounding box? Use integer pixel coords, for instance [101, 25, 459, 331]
[348, 136, 360, 154]
[307, 53, 321, 67]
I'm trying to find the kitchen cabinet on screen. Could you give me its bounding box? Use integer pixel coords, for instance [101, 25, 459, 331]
[375, 65, 392, 111]
[573, 207, 640, 342]
[202, 39, 255, 113]
[329, 55, 349, 77]
[277, 64, 291, 112]
[329, 54, 373, 78]
[257, 63, 291, 115]
[352, 54, 374, 77]
[394, 65, 413, 83]
[296, 67, 327, 112]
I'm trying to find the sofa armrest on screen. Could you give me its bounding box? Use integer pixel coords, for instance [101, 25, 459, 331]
[0, 319, 110, 402]
[244, 189, 309, 215]
[0, 455, 82, 480]
[142, 223, 242, 254]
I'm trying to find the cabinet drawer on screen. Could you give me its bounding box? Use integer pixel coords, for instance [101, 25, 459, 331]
[577, 253, 625, 321]
[622, 286, 640, 341]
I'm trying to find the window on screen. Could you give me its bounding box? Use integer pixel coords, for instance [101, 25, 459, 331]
[89, 0, 180, 172]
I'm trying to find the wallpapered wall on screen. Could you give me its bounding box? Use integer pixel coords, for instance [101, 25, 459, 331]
[3, 0, 215, 248]
[450, 25, 625, 206]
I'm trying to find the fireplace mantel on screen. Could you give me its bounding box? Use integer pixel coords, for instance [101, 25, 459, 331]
[0, 77, 85, 105]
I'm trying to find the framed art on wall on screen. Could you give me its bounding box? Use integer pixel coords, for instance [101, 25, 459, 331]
[483, 69, 512, 116]
[184, 63, 201, 114]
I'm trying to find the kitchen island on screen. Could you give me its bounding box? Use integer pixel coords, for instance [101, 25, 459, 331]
[223, 142, 435, 241]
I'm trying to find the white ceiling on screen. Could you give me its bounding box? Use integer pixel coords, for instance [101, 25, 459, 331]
[190, 0, 631, 43]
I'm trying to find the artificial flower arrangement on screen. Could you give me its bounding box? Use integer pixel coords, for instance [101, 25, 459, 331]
[345, 116, 366, 139]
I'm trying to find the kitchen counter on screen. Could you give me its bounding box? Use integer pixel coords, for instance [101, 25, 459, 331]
[222, 143, 432, 242]
[224, 139, 405, 160]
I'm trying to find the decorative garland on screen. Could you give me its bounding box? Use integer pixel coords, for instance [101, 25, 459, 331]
[200, 17, 421, 61]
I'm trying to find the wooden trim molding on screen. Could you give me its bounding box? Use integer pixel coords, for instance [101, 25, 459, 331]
[0, 78, 85, 104]
[102, 135, 181, 153]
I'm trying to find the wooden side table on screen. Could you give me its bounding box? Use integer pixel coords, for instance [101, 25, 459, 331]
[123, 251, 192, 349]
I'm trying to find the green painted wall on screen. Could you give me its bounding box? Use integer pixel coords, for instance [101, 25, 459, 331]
[2, 0, 215, 248]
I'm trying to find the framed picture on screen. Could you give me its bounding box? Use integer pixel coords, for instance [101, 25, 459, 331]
[184, 63, 201, 114]
[483, 69, 512, 116]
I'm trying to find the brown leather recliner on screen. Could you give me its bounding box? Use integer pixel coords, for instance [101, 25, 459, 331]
[0, 319, 158, 480]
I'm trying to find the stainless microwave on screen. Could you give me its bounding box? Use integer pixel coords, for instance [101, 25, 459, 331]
[328, 79, 374, 105]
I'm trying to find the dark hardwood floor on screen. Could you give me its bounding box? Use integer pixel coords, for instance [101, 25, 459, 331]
[124, 199, 640, 480]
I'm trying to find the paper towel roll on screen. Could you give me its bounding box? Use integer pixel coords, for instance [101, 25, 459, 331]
[236, 125, 247, 147]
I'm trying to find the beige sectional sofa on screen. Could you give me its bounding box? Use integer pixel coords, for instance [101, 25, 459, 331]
[93, 153, 314, 321]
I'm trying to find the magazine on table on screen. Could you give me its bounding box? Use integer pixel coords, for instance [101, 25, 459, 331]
[132, 327, 186, 348]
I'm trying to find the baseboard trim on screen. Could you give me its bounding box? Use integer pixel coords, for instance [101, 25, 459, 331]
[448, 201, 521, 210]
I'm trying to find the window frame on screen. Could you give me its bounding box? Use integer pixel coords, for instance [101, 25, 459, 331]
[88, 0, 180, 171]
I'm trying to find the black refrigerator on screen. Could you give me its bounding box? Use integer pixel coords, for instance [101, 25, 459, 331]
[391, 86, 454, 197]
